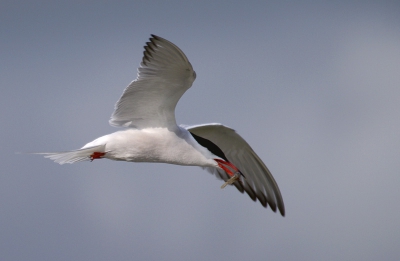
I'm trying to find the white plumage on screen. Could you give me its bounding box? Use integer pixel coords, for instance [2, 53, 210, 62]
[40, 35, 285, 216]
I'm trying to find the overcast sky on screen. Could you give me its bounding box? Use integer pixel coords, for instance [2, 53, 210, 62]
[2, 1, 400, 260]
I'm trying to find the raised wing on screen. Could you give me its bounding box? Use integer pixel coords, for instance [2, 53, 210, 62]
[110, 35, 196, 129]
[187, 123, 285, 216]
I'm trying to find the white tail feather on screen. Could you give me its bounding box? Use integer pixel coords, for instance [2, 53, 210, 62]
[37, 144, 106, 165]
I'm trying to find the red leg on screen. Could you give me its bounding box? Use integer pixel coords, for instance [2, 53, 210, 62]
[90, 152, 106, 161]
[214, 158, 239, 177]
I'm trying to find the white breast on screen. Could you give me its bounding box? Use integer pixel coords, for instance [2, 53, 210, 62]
[82, 127, 218, 167]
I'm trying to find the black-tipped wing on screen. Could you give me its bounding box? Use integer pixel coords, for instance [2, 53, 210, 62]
[110, 35, 196, 129]
[186, 123, 285, 216]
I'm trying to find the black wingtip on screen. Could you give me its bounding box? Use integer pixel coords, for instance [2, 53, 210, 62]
[142, 36, 160, 65]
[280, 207, 286, 217]
[150, 34, 161, 40]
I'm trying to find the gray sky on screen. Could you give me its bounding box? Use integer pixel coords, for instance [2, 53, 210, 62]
[2, 1, 400, 260]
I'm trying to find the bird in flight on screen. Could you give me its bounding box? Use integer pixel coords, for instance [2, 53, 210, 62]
[40, 35, 285, 216]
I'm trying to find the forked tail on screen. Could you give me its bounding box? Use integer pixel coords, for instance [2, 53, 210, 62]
[36, 144, 106, 165]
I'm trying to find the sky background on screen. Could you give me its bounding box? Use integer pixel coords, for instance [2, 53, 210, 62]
[2, 1, 400, 260]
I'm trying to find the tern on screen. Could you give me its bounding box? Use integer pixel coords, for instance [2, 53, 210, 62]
[40, 35, 285, 216]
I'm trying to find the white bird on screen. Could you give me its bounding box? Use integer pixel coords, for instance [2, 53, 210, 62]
[40, 35, 285, 216]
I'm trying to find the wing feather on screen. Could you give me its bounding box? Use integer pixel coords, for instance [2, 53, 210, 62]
[110, 35, 196, 129]
[187, 123, 285, 216]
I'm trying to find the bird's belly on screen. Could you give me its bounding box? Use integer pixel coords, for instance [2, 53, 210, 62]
[102, 128, 216, 167]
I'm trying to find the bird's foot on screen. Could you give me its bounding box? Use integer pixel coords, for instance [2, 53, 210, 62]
[90, 152, 106, 161]
[221, 172, 241, 189]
